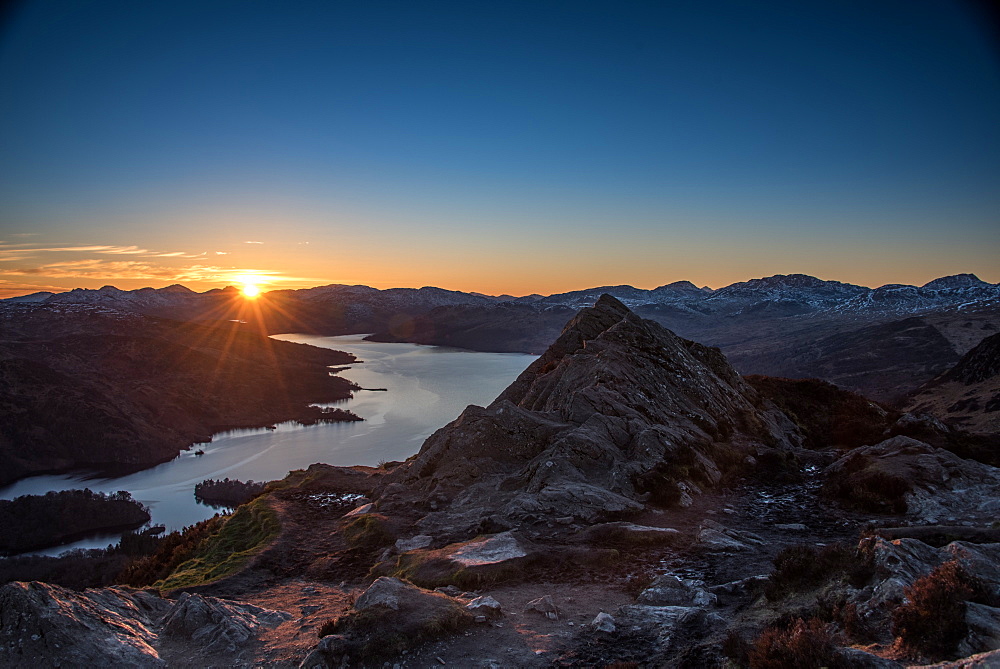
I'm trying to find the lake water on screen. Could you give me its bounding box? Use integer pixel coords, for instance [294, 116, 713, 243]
[0, 335, 536, 555]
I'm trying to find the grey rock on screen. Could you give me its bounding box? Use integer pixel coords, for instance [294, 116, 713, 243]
[448, 531, 528, 566]
[395, 534, 434, 552]
[0, 581, 170, 668]
[825, 437, 1000, 523]
[958, 602, 1000, 658]
[525, 595, 559, 620]
[434, 585, 463, 597]
[581, 521, 682, 546]
[637, 574, 717, 607]
[591, 611, 616, 633]
[838, 647, 903, 668]
[466, 596, 502, 619]
[160, 591, 290, 654]
[355, 577, 408, 611]
[920, 649, 1000, 668]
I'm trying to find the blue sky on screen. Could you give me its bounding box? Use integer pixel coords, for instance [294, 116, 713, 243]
[0, 0, 997, 296]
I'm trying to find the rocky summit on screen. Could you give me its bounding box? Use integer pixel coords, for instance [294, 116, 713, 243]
[378, 294, 795, 535]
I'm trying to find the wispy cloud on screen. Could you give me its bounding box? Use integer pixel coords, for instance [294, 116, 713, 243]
[244, 240, 264, 244]
[0, 279, 66, 299]
[214, 251, 229, 255]
[0, 259, 315, 286]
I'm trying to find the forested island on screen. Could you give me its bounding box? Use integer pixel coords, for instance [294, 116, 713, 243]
[195, 478, 269, 507]
[0, 489, 151, 554]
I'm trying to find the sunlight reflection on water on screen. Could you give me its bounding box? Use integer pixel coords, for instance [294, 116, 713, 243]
[0, 335, 535, 554]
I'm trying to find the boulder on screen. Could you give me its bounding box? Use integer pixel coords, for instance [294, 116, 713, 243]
[696, 521, 763, 552]
[449, 531, 527, 566]
[308, 578, 473, 666]
[160, 592, 290, 654]
[465, 595, 502, 619]
[823, 436, 1000, 522]
[921, 649, 1000, 668]
[343, 503, 373, 517]
[525, 595, 559, 620]
[389, 531, 534, 588]
[637, 574, 716, 607]
[591, 611, 616, 633]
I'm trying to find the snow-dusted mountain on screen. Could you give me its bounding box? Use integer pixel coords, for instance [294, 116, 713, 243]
[536, 273, 1000, 318]
[10, 273, 998, 320]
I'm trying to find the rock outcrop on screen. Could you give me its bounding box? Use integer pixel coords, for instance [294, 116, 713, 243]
[823, 436, 1000, 522]
[378, 295, 796, 535]
[0, 581, 169, 667]
[0, 581, 290, 667]
[302, 577, 473, 667]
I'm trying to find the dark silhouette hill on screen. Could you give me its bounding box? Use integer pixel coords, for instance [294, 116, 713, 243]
[0, 303, 359, 486]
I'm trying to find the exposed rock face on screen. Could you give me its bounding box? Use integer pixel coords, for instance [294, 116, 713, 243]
[380, 295, 795, 535]
[906, 332, 1000, 434]
[159, 591, 291, 654]
[823, 436, 1000, 522]
[0, 581, 169, 667]
[0, 581, 291, 667]
[850, 537, 1000, 659]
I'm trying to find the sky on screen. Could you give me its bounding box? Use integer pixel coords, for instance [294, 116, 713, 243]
[0, 0, 998, 298]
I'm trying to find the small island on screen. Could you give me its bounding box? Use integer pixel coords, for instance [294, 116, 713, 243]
[0, 489, 151, 555]
[194, 478, 268, 507]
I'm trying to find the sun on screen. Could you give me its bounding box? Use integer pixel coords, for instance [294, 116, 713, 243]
[235, 274, 266, 299]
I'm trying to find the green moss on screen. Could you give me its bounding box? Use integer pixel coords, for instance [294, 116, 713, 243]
[343, 513, 394, 549]
[154, 497, 279, 591]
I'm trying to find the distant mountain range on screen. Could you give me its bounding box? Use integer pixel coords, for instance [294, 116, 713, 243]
[5, 273, 999, 404]
[9, 272, 997, 319]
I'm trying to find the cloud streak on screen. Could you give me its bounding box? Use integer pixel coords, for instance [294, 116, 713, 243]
[0, 258, 315, 285]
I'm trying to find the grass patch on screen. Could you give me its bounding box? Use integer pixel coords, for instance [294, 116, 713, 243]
[342, 513, 394, 549]
[153, 497, 279, 591]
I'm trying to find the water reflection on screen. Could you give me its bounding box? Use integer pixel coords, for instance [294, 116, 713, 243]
[0, 335, 535, 554]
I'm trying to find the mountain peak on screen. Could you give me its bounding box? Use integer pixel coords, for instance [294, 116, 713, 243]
[158, 284, 195, 294]
[922, 274, 989, 290]
[384, 297, 791, 531]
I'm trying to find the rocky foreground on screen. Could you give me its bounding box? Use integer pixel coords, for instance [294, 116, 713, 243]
[2, 296, 1000, 667]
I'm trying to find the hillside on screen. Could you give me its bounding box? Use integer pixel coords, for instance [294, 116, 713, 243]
[0, 303, 360, 486]
[906, 332, 1000, 434]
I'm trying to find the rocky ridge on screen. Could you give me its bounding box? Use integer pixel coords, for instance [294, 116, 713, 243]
[377, 294, 796, 536]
